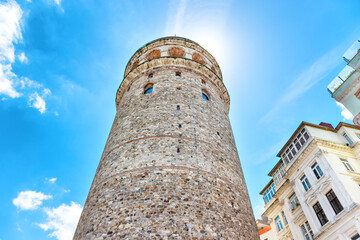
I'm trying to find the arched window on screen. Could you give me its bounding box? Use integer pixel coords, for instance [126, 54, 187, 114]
[202, 90, 210, 101]
[144, 83, 153, 94]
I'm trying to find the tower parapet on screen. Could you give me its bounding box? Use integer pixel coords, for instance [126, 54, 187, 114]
[74, 37, 258, 239]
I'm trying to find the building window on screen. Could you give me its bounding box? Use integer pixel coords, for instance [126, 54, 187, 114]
[301, 175, 311, 192]
[351, 233, 360, 240]
[343, 133, 354, 146]
[282, 128, 310, 165]
[281, 211, 288, 225]
[313, 202, 328, 226]
[340, 158, 355, 171]
[356, 134, 360, 139]
[144, 83, 153, 94]
[311, 162, 324, 180]
[289, 193, 300, 210]
[300, 221, 314, 240]
[326, 189, 344, 215]
[175, 71, 181, 77]
[273, 163, 286, 185]
[202, 92, 209, 101]
[264, 183, 276, 204]
[275, 216, 283, 232]
[148, 73, 153, 78]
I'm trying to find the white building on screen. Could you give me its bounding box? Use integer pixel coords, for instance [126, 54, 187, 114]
[259, 121, 360, 240]
[328, 40, 360, 125]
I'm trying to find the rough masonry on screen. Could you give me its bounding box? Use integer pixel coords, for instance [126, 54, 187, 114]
[74, 37, 259, 240]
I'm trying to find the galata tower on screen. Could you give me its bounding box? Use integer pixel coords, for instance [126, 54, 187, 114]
[74, 37, 258, 239]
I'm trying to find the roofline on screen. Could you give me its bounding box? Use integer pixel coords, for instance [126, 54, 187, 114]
[268, 121, 360, 176]
[276, 121, 338, 157]
[335, 122, 360, 131]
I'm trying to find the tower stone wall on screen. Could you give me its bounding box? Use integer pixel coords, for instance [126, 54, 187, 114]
[74, 37, 259, 239]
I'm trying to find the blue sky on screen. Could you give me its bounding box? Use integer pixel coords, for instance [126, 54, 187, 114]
[1, 0, 360, 239]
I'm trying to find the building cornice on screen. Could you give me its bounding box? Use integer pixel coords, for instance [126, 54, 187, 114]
[115, 57, 230, 112]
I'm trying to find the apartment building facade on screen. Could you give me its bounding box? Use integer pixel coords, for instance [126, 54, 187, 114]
[259, 122, 360, 240]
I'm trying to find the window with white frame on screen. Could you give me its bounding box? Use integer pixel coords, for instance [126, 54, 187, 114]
[301, 174, 311, 192]
[273, 163, 286, 185]
[281, 211, 288, 225]
[275, 216, 283, 232]
[281, 128, 310, 165]
[340, 158, 355, 171]
[300, 221, 314, 240]
[311, 162, 324, 180]
[264, 183, 276, 204]
[343, 133, 354, 146]
[289, 193, 300, 210]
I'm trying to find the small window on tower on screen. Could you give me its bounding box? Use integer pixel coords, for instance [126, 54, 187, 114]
[176, 72, 181, 77]
[144, 83, 153, 94]
[202, 90, 210, 101]
[148, 73, 153, 78]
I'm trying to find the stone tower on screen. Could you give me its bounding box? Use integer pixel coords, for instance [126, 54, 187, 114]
[74, 37, 258, 239]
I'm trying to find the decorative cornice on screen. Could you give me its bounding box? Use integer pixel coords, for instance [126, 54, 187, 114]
[115, 57, 230, 112]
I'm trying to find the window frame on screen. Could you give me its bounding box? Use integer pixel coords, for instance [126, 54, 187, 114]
[264, 183, 276, 204]
[300, 221, 314, 240]
[325, 189, 344, 215]
[289, 193, 300, 210]
[311, 162, 324, 180]
[343, 132, 354, 146]
[340, 158, 355, 171]
[275, 216, 283, 232]
[313, 201, 329, 226]
[301, 175, 312, 192]
[143, 83, 154, 95]
[281, 211, 288, 225]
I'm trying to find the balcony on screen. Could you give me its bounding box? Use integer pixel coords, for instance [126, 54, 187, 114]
[343, 40, 360, 63]
[328, 39, 360, 96]
[328, 65, 356, 94]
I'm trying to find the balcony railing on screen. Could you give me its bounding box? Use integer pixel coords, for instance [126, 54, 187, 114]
[343, 40, 360, 63]
[327, 65, 355, 94]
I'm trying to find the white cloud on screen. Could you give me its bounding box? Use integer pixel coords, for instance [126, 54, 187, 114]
[0, 63, 20, 97]
[0, 0, 23, 63]
[48, 178, 57, 183]
[0, 1, 53, 113]
[54, 0, 61, 6]
[17, 52, 27, 63]
[0, 0, 22, 98]
[13, 191, 52, 210]
[20, 77, 42, 89]
[38, 202, 83, 240]
[28, 91, 47, 114]
[336, 102, 354, 121]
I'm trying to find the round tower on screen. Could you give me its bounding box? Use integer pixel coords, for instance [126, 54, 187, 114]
[74, 37, 258, 239]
